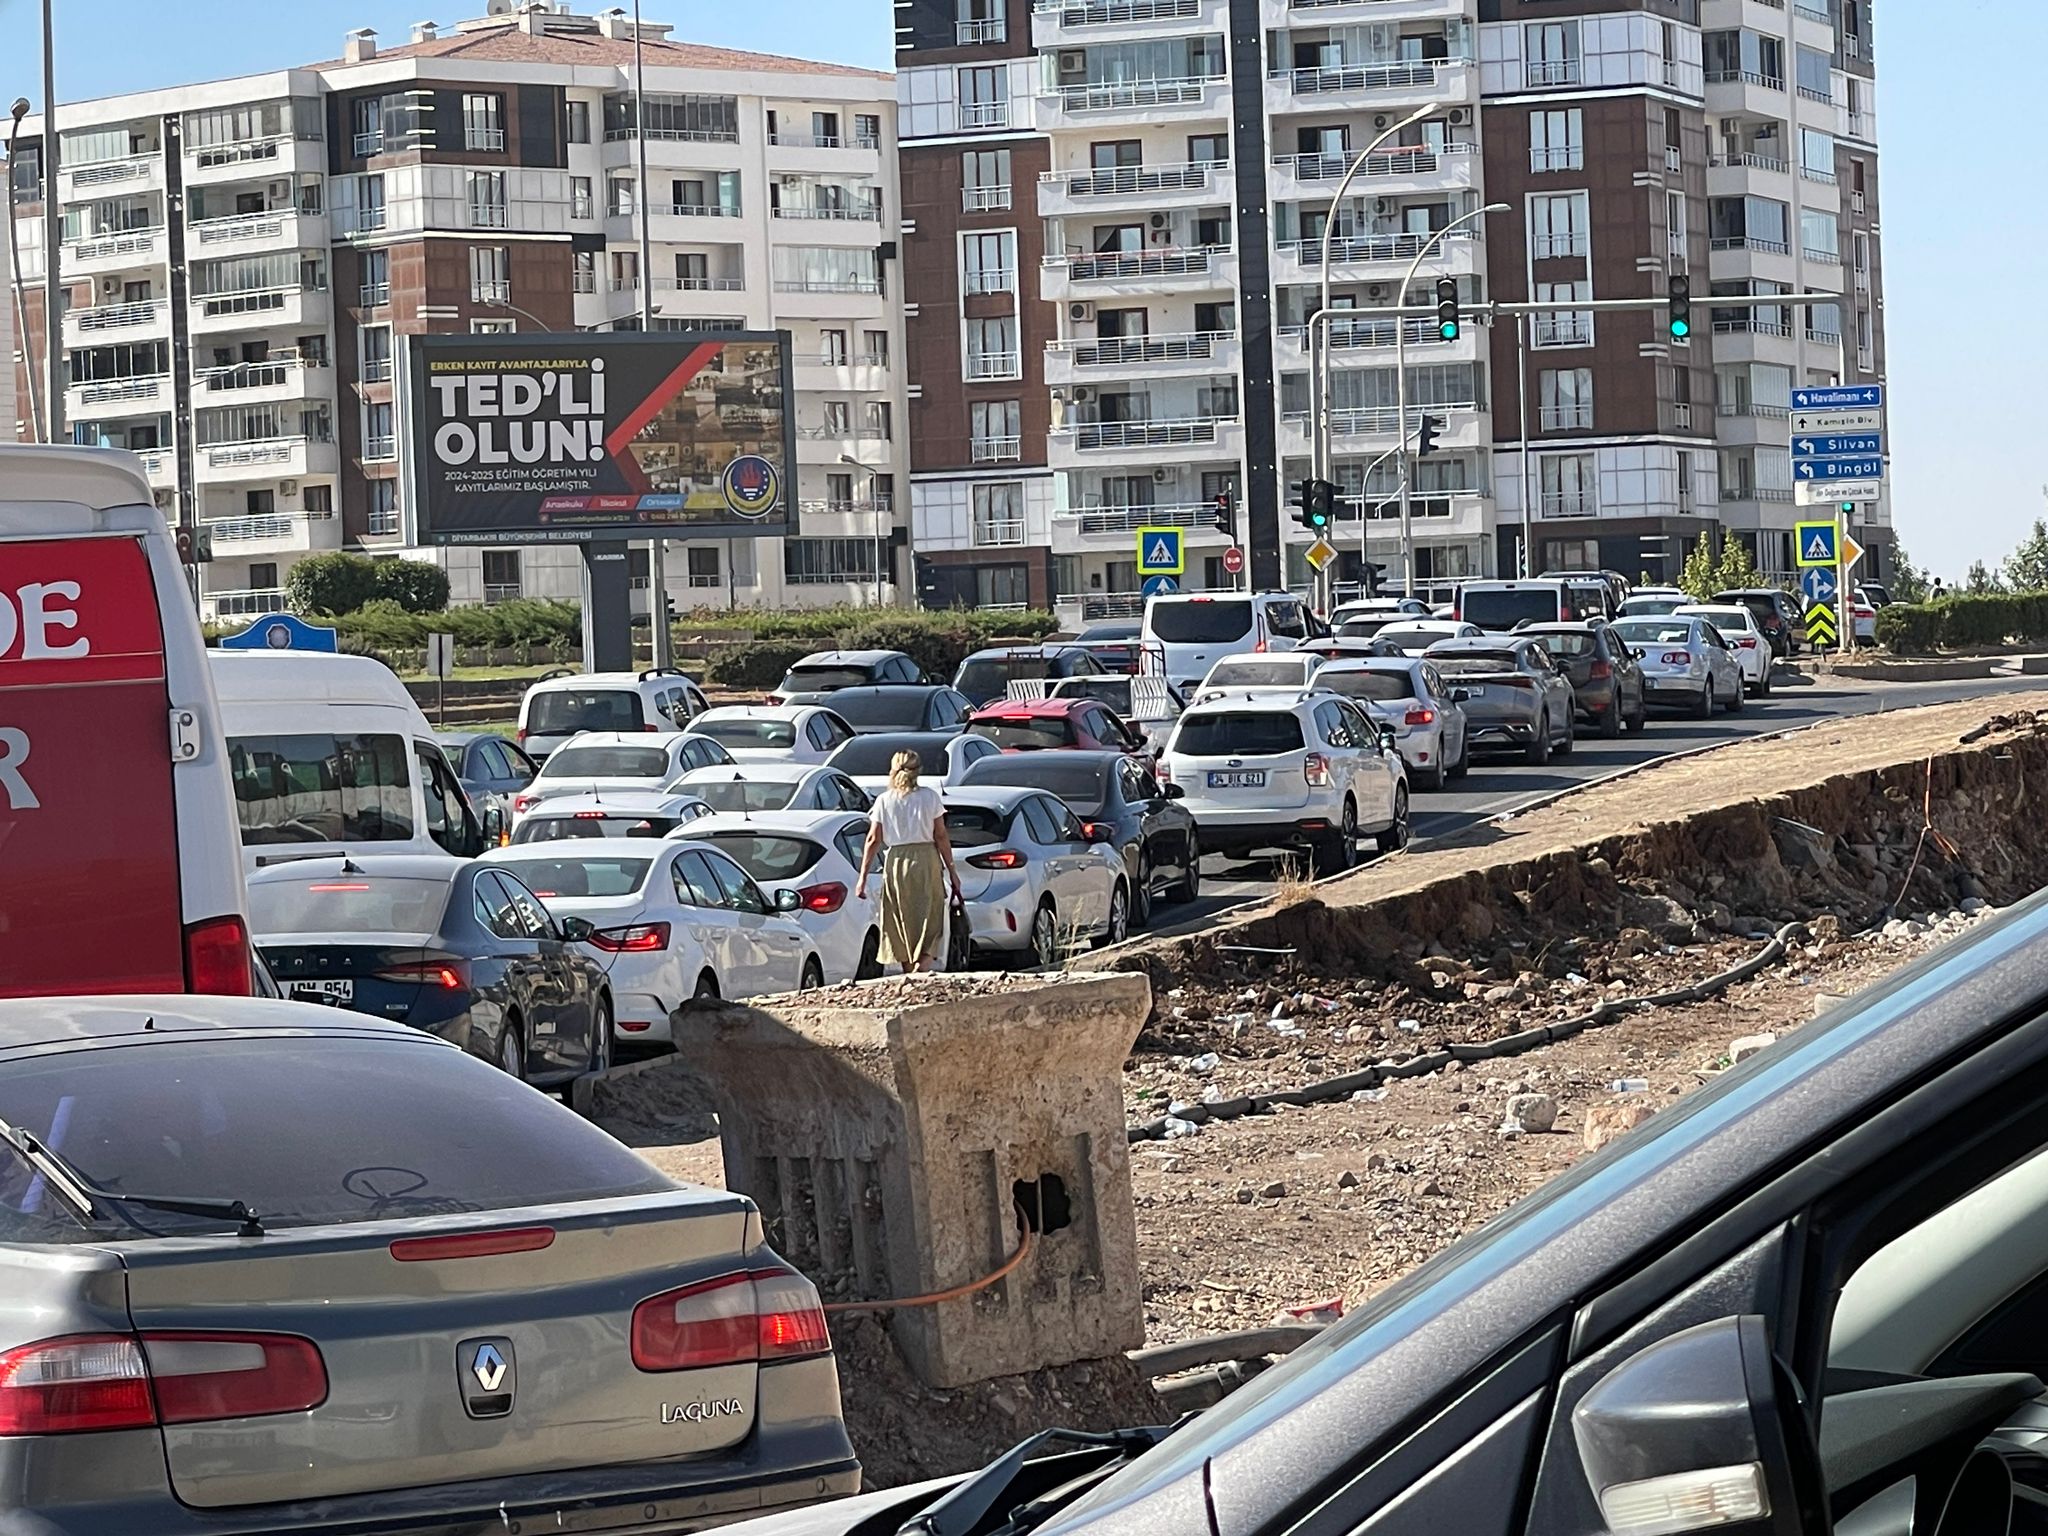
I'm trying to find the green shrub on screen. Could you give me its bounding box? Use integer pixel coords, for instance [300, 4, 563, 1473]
[286, 552, 380, 617]
[370, 558, 452, 614]
[706, 639, 811, 689]
[1874, 603, 1939, 655]
[1877, 593, 2048, 655]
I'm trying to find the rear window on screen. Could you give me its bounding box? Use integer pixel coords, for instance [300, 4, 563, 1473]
[1433, 650, 1525, 674]
[830, 736, 952, 777]
[1619, 596, 1685, 617]
[1147, 600, 1253, 645]
[695, 832, 826, 883]
[782, 665, 870, 692]
[1614, 621, 1694, 646]
[1335, 616, 1395, 638]
[249, 874, 454, 938]
[942, 806, 1010, 849]
[956, 657, 1044, 699]
[963, 757, 1110, 809]
[1532, 632, 1597, 658]
[228, 733, 413, 846]
[1378, 627, 1446, 650]
[0, 1036, 669, 1240]
[830, 691, 929, 728]
[539, 745, 671, 780]
[693, 777, 799, 812]
[1684, 608, 1751, 630]
[696, 718, 798, 749]
[528, 688, 642, 735]
[1174, 711, 1305, 756]
[1317, 670, 1415, 704]
[1051, 678, 1133, 713]
[1205, 660, 1309, 689]
[512, 813, 684, 843]
[494, 856, 653, 898]
[969, 716, 1078, 752]
[1460, 588, 1563, 631]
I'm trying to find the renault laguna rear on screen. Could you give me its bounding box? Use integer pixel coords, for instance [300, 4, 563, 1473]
[0, 996, 856, 1531]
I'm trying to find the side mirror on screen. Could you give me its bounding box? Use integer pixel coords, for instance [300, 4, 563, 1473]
[774, 887, 803, 913]
[1573, 1316, 1807, 1536]
[1451, 687, 1472, 702]
[559, 916, 596, 944]
[1377, 727, 1399, 754]
[1085, 822, 1117, 844]
[1161, 782, 1186, 800]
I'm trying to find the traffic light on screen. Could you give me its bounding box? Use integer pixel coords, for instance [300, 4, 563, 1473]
[1667, 272, 1692, 340]
[1362, 562, 1387, 598]
[1294, 478, 1334, 533]
[1839, 501, 1857, 517]
[1435, 278, 1461, 342]
[1211, 490, 1236, 540]
[1416, 415, 1442, 459]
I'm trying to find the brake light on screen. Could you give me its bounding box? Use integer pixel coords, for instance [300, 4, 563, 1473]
[1304, 752, 1333, 787]
[390, 1227, 556, 1263]
[0, 1333, 327, 1436]
[1155, 760, 1173, 783]
[1589, 660, 1613, 680]
[184, 915, 252, 997]
[376, 961, 468, 989]
[306, 882, 371, 893]
[797, 882, 847, 914]
[1737, 636, 1757, 649]
[515, 729, 527, 744]
[970, 849, 1027, 870]
[1662, 651, 1694, 666]
[631, 1267, 831, 1372]
[1403, 708, 1435, 726]
[588, 923, 671, 953]
[1080, 820, 1113, 841]
[765, 694, 784, 706]
[574, 810, 608, 819]
[512, 794, 540, 814]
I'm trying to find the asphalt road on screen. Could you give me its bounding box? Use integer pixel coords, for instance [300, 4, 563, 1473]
[1149, 669, 2048, 938]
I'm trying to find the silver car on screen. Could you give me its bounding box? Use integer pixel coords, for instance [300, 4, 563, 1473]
[1313, 657, 1471, 790]
[942, 786, 1130, 968]
[0, 996, 854, 1531]
[1610, 615, 1746, 718]
[1424, 637, 1577, 764]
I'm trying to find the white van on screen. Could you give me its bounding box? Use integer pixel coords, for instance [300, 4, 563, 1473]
[210, 650, 488, 872]
[0, 444, 252, 995]
[1456, 578, 1611, 632]
[1140, 592, 1311, 693]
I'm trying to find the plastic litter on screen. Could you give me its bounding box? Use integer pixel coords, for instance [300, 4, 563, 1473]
[1190, 1052, 1220, 1074]
[1608, 1078, 1651, 1094]
[1162, 1116, 1201, 1139]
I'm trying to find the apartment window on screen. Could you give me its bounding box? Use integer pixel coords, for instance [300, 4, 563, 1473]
[824, 400, 852, 436]
[566, 100, 591, 144]
[1711, 195, 1789, 253]
[1533, 281, 1591, 347]
[972, 482, 1025, 547]
[1539, 453, 1595, 517]
[609, 250, 639, 294]
[1539, 369, 1593, 431]
[864, 329, 890, 367]
[468, 170, 507, 228]
[965, 316, 1019, 381]
[811, 111, 841, 146]
[608, 174, 636, 217]
[1676, 451, 1694, 509]
[970, 400, 1021, 464]
[1794, 46, 1832, 102]
[1800, 209, 1840, 264]
[357, 173, 386, 233]
[865, 401, 892, 441]
[961, 148, 1012, 212]
[1525, 21, 1582, 87]
[360, 324, 392, 384]
[979, 565, 1029, 608]
[470, 246, 510, 304]
[958, 67, 1008, 130]
[572, 250, 597, 294]
[784, 538, 877, 585]
[472, 319, 514, 334]
[855, 113, 881, 150]
[1800, 128, 1836, 183]
[481, 550, 522, 603]
[351, 92, 426, 156]
[248, 562, 279, 593]
[303, 484, 333, 516]
[957, 0, 1006, 46]
[686, 547, 721, 588]
[962, 230, 1016, 295]
[1857, 307, 1874, 364]
[462, 94, 505, 152]
[608, 92, 739, 143]
[820, 328, 850, 365]
[570, 175, 594, 220]
[772, 246, 880, 294]
[359, 248, 389, 308]
[1716, 362, 1792, 417]
[826, 472, 854, 508]
[1668, 190, 1688, 266]
[362, 401, 395, 463]
[1529, 193, 1589, 260]
[1188, 133, 1229, 165]
[1529, 109, 1583, 173]
[675, 253, 710, 289]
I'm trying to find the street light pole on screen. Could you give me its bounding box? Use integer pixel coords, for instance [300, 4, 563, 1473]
[632, 0, 672, 670]
[40, 0, 62, 440]
[6, 98, 43, 442]
[840, 452, 881, 606]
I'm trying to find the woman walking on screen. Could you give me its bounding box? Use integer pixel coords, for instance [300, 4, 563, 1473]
[856, 750, 963, 974]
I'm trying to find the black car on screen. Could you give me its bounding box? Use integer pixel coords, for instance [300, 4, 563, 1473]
[1522, 621, 1648, 737]
[247, 853, 609, 1087]
[1715, 587, 1805, 659]
[1072, 621, 1146, 675]
[961, 748, 1199, 920]
[437, 731, 539, 834]
[815, 683, 976, 735]
[954, 645, 1110, 707]
[769, 649, 924, 705]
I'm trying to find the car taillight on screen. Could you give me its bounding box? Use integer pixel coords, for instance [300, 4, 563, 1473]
[515, 729, 527, 743]
[574, 810, 608, 819]
[970, 849, 1027, 870]
[184, 915, 252, 996]
[376, 961, 469, 989]
[1738, 636, 1757, 649]
[589, 923, 671, 953]
[1589, 660, 1613, 680]
[1403, 708, 1435, 726]
[390, 1227, 556, 1263]
[1304, 752, 1333, 787]
[631, 1267, 831, 1373]
[512, 793, 540, 814]
[1155, 759, 1173, 783]
[0, 1333, 327, 1436]
[797, 882, 847, 914]
[765, 694, 784, 705]
[1662, 651, 1694, 666]
[1080, 820, 1113, 841]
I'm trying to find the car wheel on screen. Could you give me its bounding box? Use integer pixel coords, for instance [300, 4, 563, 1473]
[1599, 701, 1623, 739]
[1132, 853, 1154, 925]
[1169, 834, 1201, 902]
[1449, 732, 1471, 779]
[1726, 675, 1746, 713]
[1758, 665, 1773, 697]
[1525, 714, 1552, 765]
[800, 956, 824, 991]
[947, 898, 975, 972]
[1419, 752, 1446, 791]
[497, 1019, 525, 1081]
[1095, 882, 1130, 948]
[589, 992, 612, 1075]
[1627, 694, 1648, 734]
[1694, 682, 1715, 720]
[1380, 785, 1411, 853]
[692, 971, 720, 1002]
[1556, 710, 1575, 757]
[1029, 900, 1060, 970]
[1314, 798, 1359, 877]
[856, 929, 883, 981]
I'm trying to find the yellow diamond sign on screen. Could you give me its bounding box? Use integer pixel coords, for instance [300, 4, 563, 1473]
[1304, 538, 1338, 572]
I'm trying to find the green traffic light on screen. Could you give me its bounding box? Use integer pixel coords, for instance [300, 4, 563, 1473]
[1439, 322, 1459, 341]
[1670, 318, 1691, 339]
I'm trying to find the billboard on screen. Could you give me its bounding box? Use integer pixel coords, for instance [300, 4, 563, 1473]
[406, 331, 795, 544]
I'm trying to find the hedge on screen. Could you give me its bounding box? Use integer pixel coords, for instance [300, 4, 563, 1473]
[1876, 593, 2048, 655]
[746, 606, 1060, 647]
[705, 640, 812, 689]
[332, 598, 584, 653]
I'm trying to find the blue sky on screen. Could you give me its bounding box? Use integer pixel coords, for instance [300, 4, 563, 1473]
[0, 1, 2026, 578]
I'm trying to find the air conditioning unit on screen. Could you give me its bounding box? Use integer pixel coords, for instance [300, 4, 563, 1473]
[1148, 212, 1169, 230]
[1068, 300, 1095, 322]
[280, 479, 299, 497]
[1371, 198, 1395, 216]
[1448, 108, 1470, 127]
[1072, 386, 1094, 403]
[100, 277, 120, 297]
[1366, 283, 1387, 300]
[1373, 114, 1390, 130]
[1058, 49, 1087, 75]
[1152, 467, 1170, 484]
[267, 179, 292, 199]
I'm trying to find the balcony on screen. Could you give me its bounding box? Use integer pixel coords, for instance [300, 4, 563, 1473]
[205, 587, 290, 620]
[1274, 316, 1456, 366]
[1035, 76, 1229, 130]
[352, 130, 385, 157]
[792, 354, 891, 393]
[1277, 403, 1480, 458]
[1055, 501, 1219, 539]
[134, 449, 175, 489]
[59, 153, 161, 202]
[188, 208, 318, 252]
[190, 285, 331, 335]
[1532, 231, 1589, 260]
[1531, 314, 1594, 348]
[1040, 244, 1234, 301]
[1539, 492, 1597, 519]
[1036, 160, 1221, 217]
[62, 297, 169, 347]
[963, 184, 1014, 212]
[62, 226, 167, 277]
[1048, 414, 1243, 469]
[359, 281, 391, 308]
[1031, 0, 1222, 47]
[1046, 328, 1240, 385]
[1539, 404, 1594, 432]
[1266, 55, 1472, 115]
[1524, 59, 1581, 89]
[67, 373, 171, 419]
[185, 135, 319, 185]
[195, 356, 328, 405]
[964, 352, 1023, 382]
[1271, 228, 1479, 285]
[202, 510, 337, 552]
[195, 436, 338, 483]
[956, 17, 1007, 42]
[1267, 140, 1475, 200]
[960, 102, 1012, 131]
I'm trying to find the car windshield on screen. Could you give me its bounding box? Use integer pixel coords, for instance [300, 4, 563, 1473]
[692, 776, 800, 812]
[228, 733, 413, 846]
[1175, 712, 1304, 756]
[1460, 589, 1561, 630]
[941, 806, 1010, 849]
[528, 689, 642, 734]
[956, 657, 1045, 699]
[1614, 620, 1694, 646]
[830, 691, 932, 728]
[1532, 632, 1597, 658]
[249, 874, 454, 938]
[970, 716, 1079, 751]
[1147, 600, 1252, 645]
[539, 745, 670, 780]
[831, 735, 953, 776]
[782, 665, 871, 692]
[1205, 660, 1309, 689]
[695, 832, 825, 882]
[696, 718, 799, 749]
[494, 856, 654, 898]
[965, 758, 1111, 810]
[1317, 670, 1416, 704]
[512, 813, 685, 843]
[0, 1036, 669, 1240]
[1052, 678, 1135, 714]
[1433, 650, 1525, 674]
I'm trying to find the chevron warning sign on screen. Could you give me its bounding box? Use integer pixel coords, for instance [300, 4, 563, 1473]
[1806, 600, 1839, 647]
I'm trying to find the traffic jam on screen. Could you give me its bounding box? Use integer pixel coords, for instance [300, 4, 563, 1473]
[0, 444, 1815, 1531]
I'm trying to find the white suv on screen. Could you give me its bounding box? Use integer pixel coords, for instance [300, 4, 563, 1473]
[1160, 689, 1409, 875]
[516, 668, 711, 762]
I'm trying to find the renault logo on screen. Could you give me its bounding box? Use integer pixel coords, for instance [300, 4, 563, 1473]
[458, 1338, 515, 1418]
[472, 1343, 508, 1392]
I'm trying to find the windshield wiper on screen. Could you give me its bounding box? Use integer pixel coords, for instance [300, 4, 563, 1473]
[0, 1117, 266, 1237]
[895, 1424, 1175, 1536]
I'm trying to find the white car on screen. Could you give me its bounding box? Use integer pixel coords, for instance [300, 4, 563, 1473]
[1331, 597, 1432, 624]
[1618, 592, 1691, 619]
[1610, 616, 1745, 718]
[1193, 652, 1324, 700]
[826, 730, 1003, 796]
[679, 810, 880, 983]
[1312, 658, 1470, 791]
[672, 762, 874, 816]
[512, 730, 735, 818]
[516, 668, 710, 761]
[509, 790, 714, 844]
[942, 786, 1131, 968]
[1373, 620, 1484, 656]
[479, 840, 819, 1042]
[690, 705, 858, 765]
[1674, 604, 1774, 695]
[1852, 586, 1880, 643]
[1160, 689, 1409, 874]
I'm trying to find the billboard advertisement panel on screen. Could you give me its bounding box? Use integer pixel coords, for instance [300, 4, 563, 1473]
[406, 331, 794, 544]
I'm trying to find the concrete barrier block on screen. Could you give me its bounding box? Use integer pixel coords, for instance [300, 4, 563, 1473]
[673, 973, 1152, 1389]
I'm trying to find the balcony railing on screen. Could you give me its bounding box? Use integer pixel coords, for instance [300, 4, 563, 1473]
[71, 298, 167, 333]
[956, 17, 1006, 42]
[1711, 235, 1791, 254]
[1280, 229, 1470, 266]
[1059, 415, 1234, 450]
[210, 587, 289, 618]
[1044, 77, 1217, 113]
[1712, 151, 1788, 172]
[194, 284, 321, 321]
[774, 277, 882, 294]
[800, 495, 896, 515]
[1540, 492, 1596, 518]
[70, 155, 153, 188]
[74, 374, 168, 406]
[359, 281, 390, 307]
[1059, 501, 1210, 536]
[191, 134, 299, 170]
[1047, 161, 1216, 198]
[195, 358, 310, 394]
[1805, 327, 1842, 347]
[470, 203, 509, 228]
[773, 202, 881, 221]
[200, 436, 317, 470]
[1802, 247, 1842, 265]
[1533, 315, 1594, 347]
[483, 583, 523, 605]
[1033, 0, 1198, 20]
[963, 185, 1013, 211]
[1524, 59, 1582, 88]
[1050, 329, 1232, 365]
[352, 207, 388, 233]
[1278, 57, 1467, 95]
[973, 517, 1026, 547]
[1275, 142, 1469, 182]
[204, 511, 332, 544]
[362, 357, 394, 383]
[1705, 69, 1784, 89]
[473, 280, 511, 303]
[1279, 316, 1436, 351]
[1539, 405, 1594, 431]
[610, 124, 741, 144]
[465, 128, 507, 151]
[353, 130, 384, 156]
[1719, 400, 1793, 418]
[1324, 403, 1471, 436]
[1530, 146, 1585, 173]
[970, 436, 1023, 464]
[964, 269, 1016, 296]
[1796, 84, 1833, 105]
[1053, 245, 1224, 281]
[960, 102, 1011, 129]
[964, 352, 1023, 381]
[1713, 317, 1793, 337]
[191, 209, 293, 245]
[64, 226, 164, 261]
[665, 201, 742, 218]
[364, 435, 397, 461]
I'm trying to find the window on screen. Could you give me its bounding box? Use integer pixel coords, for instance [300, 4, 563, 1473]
[482, 550, 521, 603]
[1529, 109, 1583, 172]
[687, 546, 721, 588]
[471, 319, 513, 334]
[1530, 193, 1588, 260]
[1801, 209, 1840, 263]
[608, 174, 636, 217]
[959, 67, 1008, 130]
[772, 246, 880, 294]
[865, 401, 892, 441]
[467, 169, 507, 228]
[566, 99, 591, 144]
[784, 538, 879, 585]
[1668, 190, 1688, 265]
[570, 175, 594, 220]
[606, 92, 738, 143]
[819, 328, 849, 365]
[826, 472, 854, 508]
[470, 246, 509, 304]
[367, 477, 398, 536]
[855, 113, 881, 150]
[1539, 369, 1593, 431]
[1795, 45, 1832, 101]
[957, 0, 1005, 45]
[356, 173, 386, 233]
[966, 316, 1019, 381]
[962, 148, 1011, 211]
[572, 250, 597, 294]
[359, 248, 389, 307]
[1188, 133, 1229, 165]
[463, 94, 504, 151]
[978, 565, 1029, 608]
[970, 400, 1021, 464]
[963, 230, 1016, 295]
[359, 324, 392, 384]
[824, 400, 852, 435]
[1539, 453, 1595, 517]
[363, 401, 395, 461]
[1800, 128, 1837, 183]
[351, 92, 427, 156]
[972, 483, 1024, 547]
[1525, 21, 1582, 87]
[304, 484, 333, 515]
[864, 329, 890, 367]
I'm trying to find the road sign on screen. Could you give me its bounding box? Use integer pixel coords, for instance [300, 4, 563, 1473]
[1791, 385, 1884, 412]
[424, 633, 457, 680]
[1795, 520, 1840, 568]
[1800, 566, 1838, 609]
[217, 614, 339, 653]
[1793, 433, 1882, 460]
[1841, 531, 1866, 572]
[1806, 601, 1839, 647]
[1795, 456, 1885, 484]
[1304, 538, 1339, 572]
[1792, 408, 1882, 436]
[1221, 545, 1245, 576]
[1136, 527, 1185, 577]
[1141, 574, 1180, 599]
[1797, 480, 1882, 507]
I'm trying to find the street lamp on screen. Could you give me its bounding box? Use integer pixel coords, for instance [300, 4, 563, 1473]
[840, 452, 884, 607]
[475, 296, 556, 331]
[5, 97, 42, 442]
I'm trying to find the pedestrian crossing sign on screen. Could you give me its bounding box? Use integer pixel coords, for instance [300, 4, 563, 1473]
[1795, 519, 1840, 569]
[1136, 527, 1185, 576]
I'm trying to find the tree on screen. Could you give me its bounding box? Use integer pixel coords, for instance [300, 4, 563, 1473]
[1888, 543, 1931, 604]
[1965, 560, 2006, 595]
[1713, 537, 1762, 593]
[2005, 518, 2048, 593]
[371, 558, 452, 614]
[1678, 530, 1719, 599]
[286, 552, 379, 617]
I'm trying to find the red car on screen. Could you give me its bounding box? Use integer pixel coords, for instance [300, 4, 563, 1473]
[964, 696, 1153, 764]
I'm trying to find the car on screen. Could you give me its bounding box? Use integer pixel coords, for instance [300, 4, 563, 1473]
[1311, 658, 1471, 790]
[953, 644, 1110, 708]
[826, 729, 1005, 796]
[1714, 586, 1806, 658]
[509, 790, 714, 844]
[1456, 578, 1609, 631]
[437, 730, 540, 831]
[1331, 597, 1433, 624]
[1609, 614, 1746, 718]
[1160, 689, 1409, 875]
[815, 683, 976, 736]
[1070, 620, 1147, 674]
[0, 995, 853, 1530]
[672, 762, 873, 815]
[1536, 567, 1631, 613]
[1521, 622, 1649, 737]
[515, 668, 710, 761]
[962, 749, 1200, 922]
[767, 649, 924, 705]
[689, 705, 858, 765]
[676, 810, 880, 984]
[247, 853, 610, 1086]
[1333, 613, 1403, 639]
[1297, 635, 1407, 665]
[967, 696, 1155, 763]
[1140, 591, 1312, 693]
[481, 836, 820, 1036]
[0, 444, 251, 997]
[939, 786, 1131, 967]
[1861, 581, 1895, 608]
[1046, 673, 1189, 759]
[1852, 586, 1881, 642]
[1617, 592, 1691, 619]
[1374, 619, 1484, 656]
[1674, 604, 1772, 697]
[1424, 637, 1578, 764]
[1193, 651, 1326, 700]
[512, 730, 736, 818]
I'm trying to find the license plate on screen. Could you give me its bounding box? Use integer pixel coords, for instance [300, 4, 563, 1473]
[1207, 770, 1267, 789]
[290, 979, 354, 1006]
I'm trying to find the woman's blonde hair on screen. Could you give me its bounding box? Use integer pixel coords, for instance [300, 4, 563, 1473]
[888, 749, 922, 793]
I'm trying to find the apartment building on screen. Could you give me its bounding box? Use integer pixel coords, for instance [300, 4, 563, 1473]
[5, 0, 906, 617]
[896, 0, 1885, 622]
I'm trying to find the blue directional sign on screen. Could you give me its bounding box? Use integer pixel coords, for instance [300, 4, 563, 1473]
[1801, 566, 1838, 609]
[1141, 574, 1180, 599]
[1793, 433, 1882, 459]
[1791, 384, 1884, 412]
[1135, 527, 1185, 577]
[1795, 456, 1886, 483]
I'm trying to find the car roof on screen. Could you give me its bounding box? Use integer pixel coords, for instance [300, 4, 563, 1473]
[680, 810, 865, 838]
[0, 994, 429, 1052]
[696, 704, 820, 722]
[791, 649, 902, 667]
[940, 785, 1051, 811]
[1428, 636, 1531, 652]
[970, 696, 1092, 718]
[674, 761, 822, 784]
[1077, 622, 1141, 638]
[246, 852, 468, 886]
[526, 671, 696, 690]
[966, 747, 1123, 775]
[843, 730, 968, 750]
[525, 791, 710, 814]
[1713, 588, 1784, 597]
[1676, 603, 1750, 618]
[208, 650, 418, 707]
[546, 731, 688, 749]
[434, 731, 485, 746]
[822, 683, 950, 698]
[1521, 621, 1600, 634]
[1314, 657, 1420, 674]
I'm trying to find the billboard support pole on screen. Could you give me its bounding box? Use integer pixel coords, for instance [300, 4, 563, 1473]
[633, 0, 673, 671]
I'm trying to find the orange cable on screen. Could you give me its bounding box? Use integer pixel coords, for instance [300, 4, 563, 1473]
[823, 1220, 1034, 1313]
